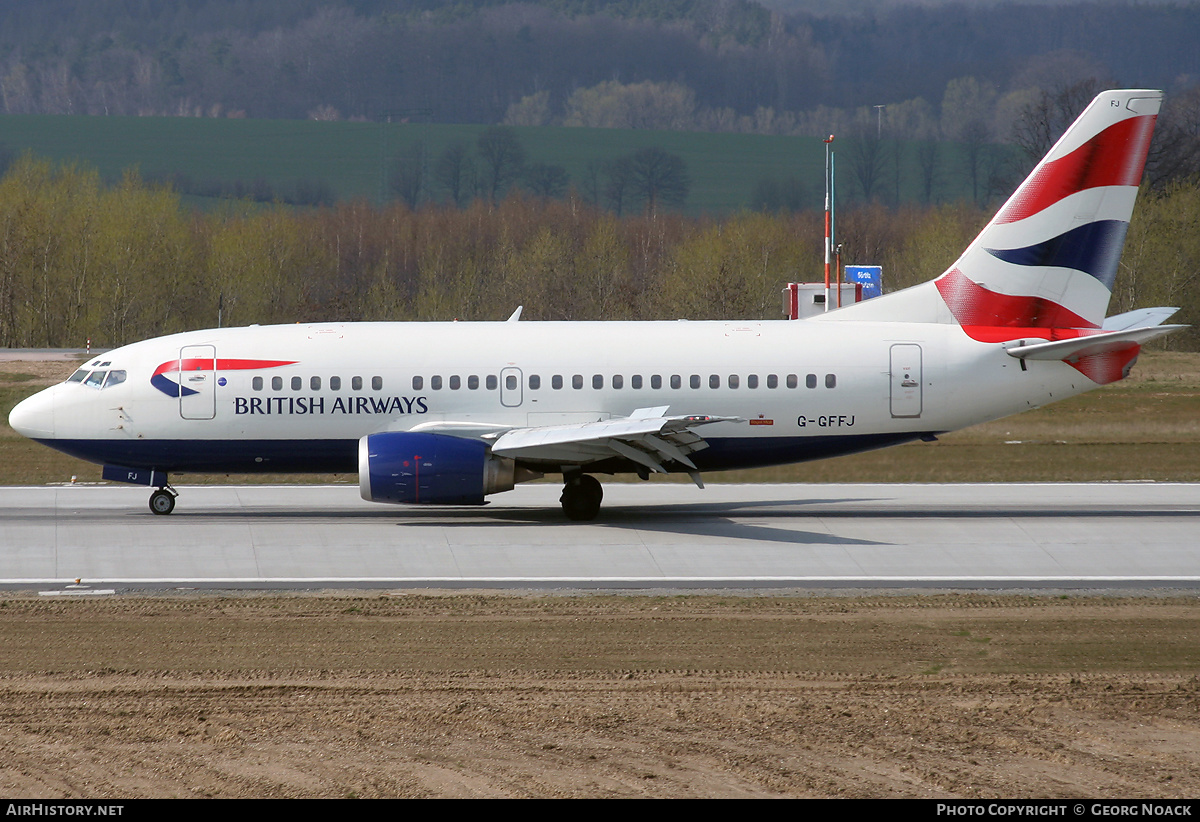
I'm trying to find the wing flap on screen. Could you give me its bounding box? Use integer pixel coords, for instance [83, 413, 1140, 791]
[489, 408, 740, 470]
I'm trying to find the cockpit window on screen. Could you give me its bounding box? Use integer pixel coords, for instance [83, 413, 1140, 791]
[66, 369, 89, 383]
[105, 370, 126, 388]
[84, 370, 107, 387]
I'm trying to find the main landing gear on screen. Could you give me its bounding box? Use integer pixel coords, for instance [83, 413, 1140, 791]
[149, 486, 178, 515]
[560, 474, 603, 521]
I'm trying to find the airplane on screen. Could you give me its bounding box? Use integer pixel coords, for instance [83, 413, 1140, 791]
[8, 89, 1184, 520]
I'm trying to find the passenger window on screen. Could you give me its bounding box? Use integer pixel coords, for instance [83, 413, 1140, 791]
[787, 374, 798, 389]
[826, 374, 837, 388]
[529, 375, 540, 389]
[412, 376, 423, 390]
[292, 376, 302, 391]
[330, 376, 341, 391]
[486, 375, 498, 390]
[747, 374, 758, 389]
[352, 376, 363, 391]
[592, 374, 603, 389]
[767, 374, 778, 389]
[709, 375, 720, 389]
[468, 375, 479, 390]
[252, 376, 263, 391]
[431, 376, 442, 390]
[272, 376, 283, 390]
[631, 375, 642, 389]
[690, 375, 701, 389]
[612, 375, 623, 389]
[806, 374, 817, 389]
[311, 376, 321, 390]
[573, 375, 583, 389]
[728, 374, 739, 389]
[372, 376, 383, 391]
[552, 375, 563, 389]
[651, 375, 662, 389]
[670, 375, 681, 389]
[450, 375, 461, 390]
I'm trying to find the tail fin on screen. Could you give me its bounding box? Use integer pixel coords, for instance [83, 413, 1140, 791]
[937, 89, 1160, 332]
[817, 89, 1162, 336]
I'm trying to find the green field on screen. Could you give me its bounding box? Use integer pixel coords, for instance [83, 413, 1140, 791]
[0, 115, 996, 214]
[4, 351, 1199, 487]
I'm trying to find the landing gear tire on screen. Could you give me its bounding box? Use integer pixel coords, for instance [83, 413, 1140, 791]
[149, 488, 177, 515]
[561, 474, 603, 521]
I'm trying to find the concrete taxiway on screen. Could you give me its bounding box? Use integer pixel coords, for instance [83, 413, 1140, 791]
[3, 482, 1200, 591]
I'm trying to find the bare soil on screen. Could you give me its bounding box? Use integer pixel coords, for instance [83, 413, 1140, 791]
[1, 593, 1198, 798]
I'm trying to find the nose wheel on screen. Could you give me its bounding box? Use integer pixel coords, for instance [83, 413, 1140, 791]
[149, 487, 177, 515]
[560, 474, 603, 521]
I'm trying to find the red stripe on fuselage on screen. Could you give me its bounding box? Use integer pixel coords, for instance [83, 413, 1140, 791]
[153, 358, 298, 377]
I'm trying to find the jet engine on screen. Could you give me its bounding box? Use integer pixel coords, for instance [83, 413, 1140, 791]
[358, 431, 532, 505]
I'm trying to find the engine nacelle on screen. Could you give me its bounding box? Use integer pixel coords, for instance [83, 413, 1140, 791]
[359, 431, 518, 505]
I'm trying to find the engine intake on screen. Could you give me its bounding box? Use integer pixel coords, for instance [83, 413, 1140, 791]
[359, 431, 527, 505]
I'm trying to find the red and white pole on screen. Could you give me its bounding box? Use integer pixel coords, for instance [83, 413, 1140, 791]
[823, 135, 834, 312]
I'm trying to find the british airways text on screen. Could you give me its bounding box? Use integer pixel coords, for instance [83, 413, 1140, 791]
[234, 395, 428, 415]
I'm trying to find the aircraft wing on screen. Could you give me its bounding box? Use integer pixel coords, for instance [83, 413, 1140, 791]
[487, 406, 741, 484]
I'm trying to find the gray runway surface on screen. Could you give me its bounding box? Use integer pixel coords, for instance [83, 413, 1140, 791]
[3, 482, 1200, 591]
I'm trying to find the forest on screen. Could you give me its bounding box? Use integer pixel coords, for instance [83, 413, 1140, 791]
[2, 153, 1197, 352]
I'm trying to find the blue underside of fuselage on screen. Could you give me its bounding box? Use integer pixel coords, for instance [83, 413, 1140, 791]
[36, 432, 934, 478]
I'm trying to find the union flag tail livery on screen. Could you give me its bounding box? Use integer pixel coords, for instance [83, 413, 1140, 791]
[939, 89, 1159, 333]
[8, 90, 1186, 520]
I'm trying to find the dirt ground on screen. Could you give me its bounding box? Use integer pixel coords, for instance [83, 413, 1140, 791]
[1, 592, 1198, 798]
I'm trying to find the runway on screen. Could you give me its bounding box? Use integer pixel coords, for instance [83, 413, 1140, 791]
[3, 482, 1200, 592]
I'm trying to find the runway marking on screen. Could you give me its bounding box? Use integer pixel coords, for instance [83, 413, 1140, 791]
[10, 576, 1200, 586]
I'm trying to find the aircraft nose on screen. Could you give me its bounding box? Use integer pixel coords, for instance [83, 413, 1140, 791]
[8, 387, 55, 439]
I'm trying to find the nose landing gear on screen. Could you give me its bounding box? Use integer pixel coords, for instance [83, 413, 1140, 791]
[149, 486, 178, 515]
[560, 474, 603, 521]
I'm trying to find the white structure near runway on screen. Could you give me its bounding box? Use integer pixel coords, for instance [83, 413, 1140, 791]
[3, 483, 1199, 591]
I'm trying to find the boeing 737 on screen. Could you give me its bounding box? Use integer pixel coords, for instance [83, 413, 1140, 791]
[8, 89, 1184, 520]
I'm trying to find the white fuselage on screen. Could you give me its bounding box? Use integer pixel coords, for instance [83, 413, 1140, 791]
[10, 317, 1096, 479]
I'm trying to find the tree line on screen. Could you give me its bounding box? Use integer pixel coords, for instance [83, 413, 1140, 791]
[1, 153, 1197, 353]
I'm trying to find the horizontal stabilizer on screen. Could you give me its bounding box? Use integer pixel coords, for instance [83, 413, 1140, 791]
[1101, 306, 1180, 331]
[1005, 324, 1185, 362]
